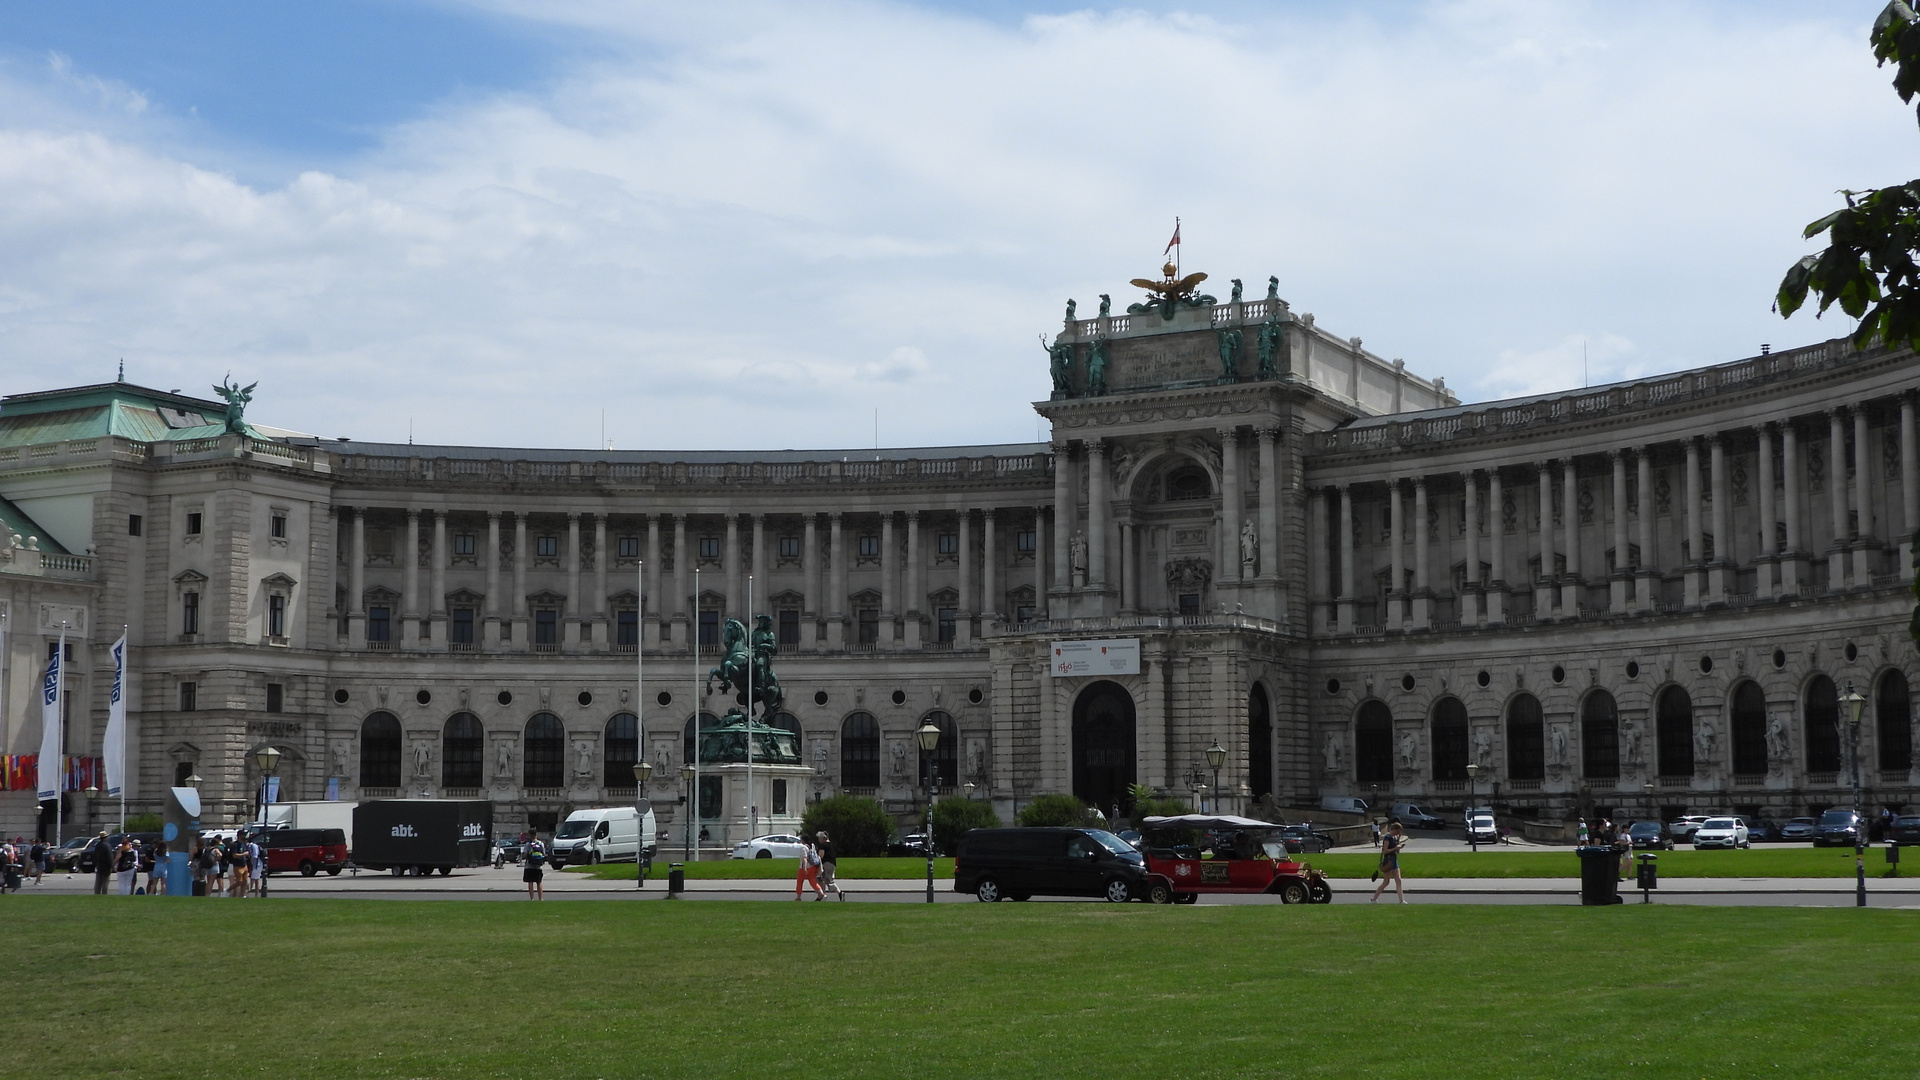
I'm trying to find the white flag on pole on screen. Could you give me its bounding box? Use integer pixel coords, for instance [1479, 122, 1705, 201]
[35, 632, 63, 802]
[104, 633, 127, 797]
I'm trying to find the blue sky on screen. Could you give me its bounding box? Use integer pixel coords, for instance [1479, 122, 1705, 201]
[0, 1, 1910, 448]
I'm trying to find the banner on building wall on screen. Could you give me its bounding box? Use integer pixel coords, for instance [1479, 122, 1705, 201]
[34, 633, 62, 801]
[265, 777, 281, 804]
[1049, 638, 1141, 678]
[326, 777, 339, 801]
[104, 634, 127, 798]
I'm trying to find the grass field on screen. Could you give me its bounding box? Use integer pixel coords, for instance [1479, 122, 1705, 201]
[2, 898, 1913, 1079]
[573, 846, 1895, 880]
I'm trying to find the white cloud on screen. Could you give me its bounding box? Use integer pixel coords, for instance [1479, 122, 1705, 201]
[0, 1, 1909, 448]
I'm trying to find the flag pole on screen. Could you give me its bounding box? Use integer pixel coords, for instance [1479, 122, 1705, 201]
[692, 568, 700, 860]
[55, 622, 66, 848]
[746, 573, 754, 842]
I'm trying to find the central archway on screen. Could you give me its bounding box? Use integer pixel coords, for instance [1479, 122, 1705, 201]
[1072, 680, 1136, 813]
[1248, 683, 1273, 800]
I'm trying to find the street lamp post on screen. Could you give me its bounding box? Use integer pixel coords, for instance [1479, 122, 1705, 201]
[1843, 682, 1868, 908]
[1466, 763, 1480, 852]
[916, 720, 943, 904]
[632, 761, 653, 890]
[680, 764, 696, 862]
[963, 781, 976, 802]
[1205, 739, 1227, 815]
[254, 746, 281, 824]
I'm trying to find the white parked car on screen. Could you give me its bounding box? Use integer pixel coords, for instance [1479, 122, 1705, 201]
[1667, 815, 1712, 842]
[1691, 817, 1750, 849]
[730, 834, 806, 860]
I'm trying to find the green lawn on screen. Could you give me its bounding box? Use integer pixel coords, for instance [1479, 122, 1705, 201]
[572, 855, 953, 880]
[572, 846, 1895, 880]
[1, 898, 1913, 1079]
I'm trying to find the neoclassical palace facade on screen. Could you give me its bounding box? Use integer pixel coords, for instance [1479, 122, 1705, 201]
[1, 274, 1915, 838]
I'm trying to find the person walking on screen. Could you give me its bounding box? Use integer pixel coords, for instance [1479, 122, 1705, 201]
[192, 841, 212, 897]
[248, 835, 266, 897]
[28, 838, 46, 885]
[523, 833, 547, 900]
[1371, 822, 1407, 903]
[228, 835, 251, 898]
[91, 831, 113, 895]
[210, 839, 228, 896]
[114, 839, 138, 895]
[816, 830, 844, 901]
[794, 837, 826, 901]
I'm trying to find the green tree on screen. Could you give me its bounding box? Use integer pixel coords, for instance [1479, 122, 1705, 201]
[930, 797, 1001, 855]
[799, 795, 892, 857]
[1130, 796, 1192, 824]
[1016, 793, 1093, 828]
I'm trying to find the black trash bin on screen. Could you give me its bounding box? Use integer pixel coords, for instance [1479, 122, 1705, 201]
[1576, 846, 1624, 905]
[667, 862, 685, 897]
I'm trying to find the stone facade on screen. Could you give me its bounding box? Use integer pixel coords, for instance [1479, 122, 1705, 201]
[0, 282, 1914, 840]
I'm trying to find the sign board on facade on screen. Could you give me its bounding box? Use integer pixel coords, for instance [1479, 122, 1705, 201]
[1050, 638, 1141, 678]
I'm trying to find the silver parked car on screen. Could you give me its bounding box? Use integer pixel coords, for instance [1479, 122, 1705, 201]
[730, 834, 806, 860]
[1691, 817, 1750, 849]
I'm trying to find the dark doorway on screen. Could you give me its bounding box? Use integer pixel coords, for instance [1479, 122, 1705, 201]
[1582, 690, 1620, 780]
[1805, 675, 1841, 774]
[1878, 670, 1913, 772]
[1072, 681, 1136, 811]
[1730, 682, 1768, 775]
[1431, 697, 1468, 781]
[1248, 683, 1273, 800]
[1355, 701, 1393, 783]
[1507, 694, 1544, 780]
[1657, 686, 1694, 777]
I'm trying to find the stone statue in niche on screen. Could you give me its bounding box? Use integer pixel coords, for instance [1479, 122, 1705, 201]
[1069, 532, 1088, 585]
[1240, 519, 1258, 575]
[967, 740, 986, 781]
[1322, 732, 1342, 773]
[495, 741, 513, 778]
[1397, 730, 1418, 770]
[412, 743, 431, 778]
[1694, 722, 1715, 769]
[575, 742, 594, 778]
[1549, 725, 1568, 766]
[1765, 717, 1788, 770]
[1474, 729, 1494, 768]
[1621, 724, 1642, 767]
[329, 744, 347, 777]
[890, 741, 906, 777]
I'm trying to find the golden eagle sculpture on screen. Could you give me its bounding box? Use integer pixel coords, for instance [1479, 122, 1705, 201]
[1127, 261, 1215, 320]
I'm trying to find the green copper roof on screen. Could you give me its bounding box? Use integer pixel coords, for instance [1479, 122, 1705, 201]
[0, 383, 227, 447]
[0, 495, 68, 554]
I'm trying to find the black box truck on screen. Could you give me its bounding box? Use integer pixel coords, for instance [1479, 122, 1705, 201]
[352, 800, 493, 876]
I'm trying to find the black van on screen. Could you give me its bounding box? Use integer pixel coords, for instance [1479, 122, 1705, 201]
[953, 827, 1149, 903]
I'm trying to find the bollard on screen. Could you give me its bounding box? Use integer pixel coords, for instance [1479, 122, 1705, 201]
[1636, 853, 1658, 904]
[1888, 842, 1901, 877]
[667, 862, 685, 897]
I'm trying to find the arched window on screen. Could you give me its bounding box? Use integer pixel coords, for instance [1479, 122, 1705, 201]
[919, 711, 957, 791]
[360, 712, 402, 789]
[1657, 686, 1694, 778]
[770, 711, 802, 739]
[682, 712, 721, 766]
[604, 712, 638, 788]
[1805, 675, 1841, 774]
[441, 712, 484, 789]
[1506, 694, 1544, 781]
[1730, 682, 1768, 775]
[1879, 670, 1914, 772]
[1581, 690, 1619, 780]
[1166, 467, 1211, 501]
[1355, 701, 1393, 783]
[841, 711, 879, 788]
[1431, 698, 1468, 781]
[523, 713, 565, 788]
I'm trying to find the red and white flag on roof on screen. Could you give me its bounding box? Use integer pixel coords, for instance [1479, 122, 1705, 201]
[1164, 218, 1181, 254]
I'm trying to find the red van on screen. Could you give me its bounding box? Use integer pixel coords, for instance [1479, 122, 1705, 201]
[257, 828, 349, 876]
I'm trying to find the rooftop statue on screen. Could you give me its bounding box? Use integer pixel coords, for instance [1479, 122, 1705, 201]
[1087, 337, 1110, 396]
[1215, 327, 1243, 382]
[213, 375, 257, 435]
[1266, 276, 1279, 301]
[1064, 298, 1077, 323]
[1230, 278, 1243, 304]
[1043, 335, 1076, 397]
[1256, 311, 1292, 380]
[1127, 261, 1213, 320]
[1098, 293, 1111, 318]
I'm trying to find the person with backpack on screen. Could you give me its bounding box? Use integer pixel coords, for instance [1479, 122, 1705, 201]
[815, 830, 844, 901]
[523, 832, 548, 900]
[794, 836, 826, 901]
[192, 841, 213, 896]
[28, 839, 46, 885]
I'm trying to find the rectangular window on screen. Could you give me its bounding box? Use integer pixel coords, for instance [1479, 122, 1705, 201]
[419, 618, 432, 642]
[179, 681, 198, 711]
[453, 533, 476, 556]
[699, 610, 720, 647]
[1015, 530, 1036, 553]
[778, 535, 800, 559]
[937, 607, 957, 643]
[1178, 593, 1201, 617]
[617, 536, 640, 559]
[937, 532, 958, 555]
[267, 594, 286, 637]
[534, 609, 558, 645]
[698, 536, 720, 560]
[270, 513, 287, 539]
[186, 512, 203, 535]
[578, 621, 590, 643]
[773, 778, 788, 816]
[367, 606, 391, 642]
[858, 608, 880, 644]
[857, 534, 880, 558]
[617, 609, 638, 647]
[778, 609, 800, 646]
[266, 683, 283, 713]
[1015, 603, 1036, 622]
[536, 535, 558, 558]
[451, 607, 474, 644]
[128, 514, 143, 536]
[182, 591, 200, 635]
[500, 620, 512, 642]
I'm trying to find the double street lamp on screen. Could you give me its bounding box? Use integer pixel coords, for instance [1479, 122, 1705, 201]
[1843, 682, 1867, 908]
[679, 764, 697, 862]
[916, 720, 943, 904]
[1204, 739, 1226, 815]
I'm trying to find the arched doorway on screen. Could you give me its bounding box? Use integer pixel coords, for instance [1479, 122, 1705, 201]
[360, 712, 401, 789]
[1805, 675, 1841, 773]
[1071, 681, 1136, 813]
[1431, 698, 1468, 781]
[1506, 694, 1543, 780]
[1582, 690, 1619, 780]
[441, 713, 484, 789]
[1355, 701, 1393, 783]
[1729, 682, 1767, 775]
[604, 713, 638, 788]
[1878, 670, 1913, 772]
[1248, 683, 1273, 800]
[1656, 686, 1694, 778]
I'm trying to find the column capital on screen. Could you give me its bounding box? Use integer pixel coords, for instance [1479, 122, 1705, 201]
[1335, 483, 1350, 495]
[1049, 441, 1071, 455]
[566, 511, 580, 523]
[982, 507, 995, 520]
[1607, 448, 1623, 462]
[1828, 406, 1847, 421]
[405, 508, 420, 522]
[1706, 431, 1723, 448]
[486, 509, 499, 522]
[1535, 459, 1551, 473]
[1413, 475, 1427, 491]
[1255, 425, 1282, 441]
[828, 510, 842, 523]
[1086, 437, 1107, 457]
[1216, 426, 1239, 443]
[905, 508, 920, 521]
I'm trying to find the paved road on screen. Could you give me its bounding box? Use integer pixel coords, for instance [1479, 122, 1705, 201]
[14, 862, 1920, 906]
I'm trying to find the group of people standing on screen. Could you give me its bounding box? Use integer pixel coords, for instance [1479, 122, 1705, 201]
[188, 834, 267, 897]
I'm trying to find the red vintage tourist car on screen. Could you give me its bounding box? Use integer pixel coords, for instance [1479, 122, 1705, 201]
[1138, 814, 1333, 904]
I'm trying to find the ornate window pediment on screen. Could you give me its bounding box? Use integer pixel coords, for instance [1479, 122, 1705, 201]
[607, 589, 639, 607]
[1164, 558, 1213, 591]
[770, 589, 805, 607]
[173, 569, 208, 585]
[261, 572, 298, 589]
[446, 588, 484, 607]
[364, 586, 400, 605]
[527, 590, 567, 608]
[928, 586, 959, 606]
[849, 588, 882, 606]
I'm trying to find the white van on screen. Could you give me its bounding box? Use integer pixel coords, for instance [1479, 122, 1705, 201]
[549, 804, 656, 868]
[1319, 796, 1369, 816]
